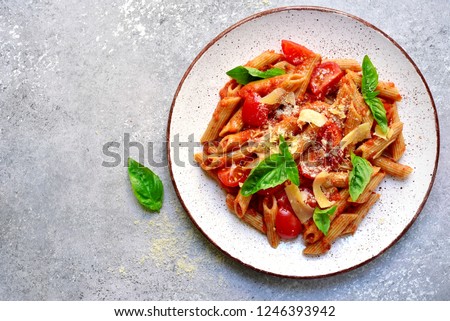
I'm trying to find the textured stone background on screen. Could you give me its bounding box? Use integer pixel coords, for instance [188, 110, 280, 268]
[0, 0, 448, 300]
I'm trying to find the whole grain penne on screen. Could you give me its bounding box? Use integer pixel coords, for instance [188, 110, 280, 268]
[356, 122, 403, 159]
[226, 194, 266, 234]
[342, 193, 380, 235]
[218, 129, 261, 153]
[325, 58, 362, 72]
[344, 102, 363, 136]
[270, 116, 298, 138]
[323, 172, 349, 188]
[245, 50, 282, 69]
[346, 72, 402, 101]
[303, 214, 358, 255]
[234, 191, 252, 218]
[372, 156, 413, 179]
[195, 152, 225, 171]
[273, 60, 296, 73]
[240, 74, 289, 97]
[376, 81, 402, 101]
[303, 189, 350, 244]
[201, 96, 241, 143]
[280, 73, 304, 93]
[219, 107, 244, 137]
[262, 195, 280, 248]
[242, 208, 267, 234]
[294, 54, 321, 98]
[390, 103, 406, 161]
[348, 77, 371, 122]
[219, 80, 242, 98]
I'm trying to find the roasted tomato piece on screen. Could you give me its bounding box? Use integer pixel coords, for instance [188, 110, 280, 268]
[281, 40, 316, 66]
[298, 122, 344, 179]
[320, 121, 343, 147]
[241, 92, 269, 127]
[309, 62, 344, 99]
[298, 145, 329, 180]
[217, 167, 249, 187]
[299, 187, 317, 208]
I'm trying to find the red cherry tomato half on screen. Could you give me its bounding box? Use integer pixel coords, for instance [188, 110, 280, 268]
[297, 145, 328, 180]
[217, 167, 249, 187]
[309, 62, 344, 99]
[298, 122, 344, 179]
[320, 121, 343, 147]
[275, 206, 302, 240]
[274, 190, 294, 212]
[241, 92, 269, 127]
[281, 40, 316, 66]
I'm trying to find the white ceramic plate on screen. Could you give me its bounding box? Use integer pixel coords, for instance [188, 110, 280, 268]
[167, 7, 439, 278]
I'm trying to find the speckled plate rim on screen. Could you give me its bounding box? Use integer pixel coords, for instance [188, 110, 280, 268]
[166, 6, 440, 279]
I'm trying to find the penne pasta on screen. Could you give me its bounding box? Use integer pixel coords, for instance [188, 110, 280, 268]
[219, 80, 242, 98]
[342, 193, 380, 235]
[234, 191, 252, 218]
[323, 172, 349, 188]
[344, 102, 363, 136]
[303, 189, 350, 244]
[356, 122, 403, 160]
[325, 58, 362, 72]
[226, 194, 266, 234]
[201, 96, 241, 143]
[262, 195, 280, 248]
[347, 71, 402, 101]
[372, 156, 413, 179]
[218, 129, 261, 153]
[294, 54, 321, 98]
[246, 50, 282, 69]
[390, 103, 406, 161]
[219, 107, 244, 137]
[303, 214, 358, 255]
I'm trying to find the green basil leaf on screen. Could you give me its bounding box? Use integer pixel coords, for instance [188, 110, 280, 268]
[246, 67, 285, 79]
[361, 55, 388, 134]
[313, 206, 337, 236]
[349, 153, 373, 202]
[240, 135, 299, 196]
[362, 55, 379, 94]
[226, 66, 285, 85]
[226, 66, 255, 85]
[365, 96, 389, 134]
[128, 158, 164, 212]
[279, 136, 300, 186]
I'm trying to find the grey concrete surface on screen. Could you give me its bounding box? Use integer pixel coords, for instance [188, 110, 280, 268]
[0, 0, 449, 300]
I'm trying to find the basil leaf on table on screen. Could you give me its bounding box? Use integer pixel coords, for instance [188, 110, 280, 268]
[128, 158, 164, 212]
[240, 136, 299, 196]
[349, 153, 373, 202]
[313, 206, 337, 235]
[361, 55, 388, 134]
[226, 66, 285, 85]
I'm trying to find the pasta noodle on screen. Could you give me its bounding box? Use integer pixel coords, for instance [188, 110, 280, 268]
[201, 96, 241, 143]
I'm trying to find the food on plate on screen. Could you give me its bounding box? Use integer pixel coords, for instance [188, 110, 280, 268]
[195, 40, 412, 255]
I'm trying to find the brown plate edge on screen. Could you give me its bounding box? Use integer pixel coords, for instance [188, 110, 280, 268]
[165, 6, 441, 279]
